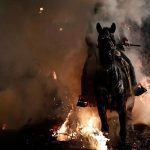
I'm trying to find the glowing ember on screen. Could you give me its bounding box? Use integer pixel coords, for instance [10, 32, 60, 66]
[52, 108, 109, 149]
[40, 7, 44, 11]
[2, 123, 7, 130]
[59, 27, 63, 31]
[39, 7, 44, 14]
[53, 71, 57, 80]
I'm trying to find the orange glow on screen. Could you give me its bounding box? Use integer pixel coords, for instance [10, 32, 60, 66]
[52, 108, 109, 149]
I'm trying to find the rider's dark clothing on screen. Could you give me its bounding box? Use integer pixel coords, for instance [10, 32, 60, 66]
[117, 50, 137, 86]
[109, 32, 137, 87]
[80, 37, 97, 101]
[116, 36, 137, 87]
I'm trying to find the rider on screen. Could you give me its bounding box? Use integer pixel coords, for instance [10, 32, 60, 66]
[77, 24, 147, 107]
[77, 36, 98, 107]
[112, 27, 147, 96]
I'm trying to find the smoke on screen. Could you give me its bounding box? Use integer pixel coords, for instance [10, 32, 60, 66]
[0, 0, 94, 129]
[92, 0, 150, 25]
[0, 0, 150, 129]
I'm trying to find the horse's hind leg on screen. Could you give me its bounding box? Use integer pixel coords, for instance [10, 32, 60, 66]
[96, 88, 109, 134]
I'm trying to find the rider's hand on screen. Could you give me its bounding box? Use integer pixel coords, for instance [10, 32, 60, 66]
[124, 41, 130, 47]
[122, 37, 129, 47]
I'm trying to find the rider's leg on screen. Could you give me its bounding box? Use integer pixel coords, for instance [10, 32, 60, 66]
[81, 60, 88, 96]
[120, 52, 147, 96]
[77, 55, 92, 107]
[120, 52, 137, 86]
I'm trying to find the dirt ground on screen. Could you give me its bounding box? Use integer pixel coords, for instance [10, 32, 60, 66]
[0, 119, 150, 150]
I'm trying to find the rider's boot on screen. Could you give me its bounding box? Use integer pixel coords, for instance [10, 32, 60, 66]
[133, 84, 147, 96]
[120, 51, 147, 96]
[77, 79, 89, 107]
[128, 61, 147, 96]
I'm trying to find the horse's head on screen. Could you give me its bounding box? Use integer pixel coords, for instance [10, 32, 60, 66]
[96, 22, 116, 66]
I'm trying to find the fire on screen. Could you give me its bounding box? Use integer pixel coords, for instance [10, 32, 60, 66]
[80, 116, 109, 150]
[52, 71, 57, 80]
[52, 108, 109, 150]
[54, 110, 74, 141]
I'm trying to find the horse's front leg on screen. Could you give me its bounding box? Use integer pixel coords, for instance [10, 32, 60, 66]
[96, 88, 109, 135]
[117, 94, 127, 143]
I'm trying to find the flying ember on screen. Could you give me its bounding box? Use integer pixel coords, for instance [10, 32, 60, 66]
[53, 71, 57, 80]
[39, 7, 44, 14]
[59, 27, 63, 31]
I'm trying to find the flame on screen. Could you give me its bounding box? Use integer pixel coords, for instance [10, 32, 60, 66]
[52, 71, 57, 80]
[80, 116, 109, 150]
[54, 110, 73, 141]
[52, 108, 109, 150]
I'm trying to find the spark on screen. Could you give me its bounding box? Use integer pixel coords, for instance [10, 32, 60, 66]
[40, 7, 44, 11]
[53, 71, 57, 80]
[39, 7, 44, 14]
[59, 27, 63, 31]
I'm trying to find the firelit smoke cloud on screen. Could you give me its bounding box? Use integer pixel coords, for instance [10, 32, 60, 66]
[0, 0, 150, 129]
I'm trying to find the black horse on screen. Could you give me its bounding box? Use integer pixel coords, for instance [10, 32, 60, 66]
[95, 22, 134, 142]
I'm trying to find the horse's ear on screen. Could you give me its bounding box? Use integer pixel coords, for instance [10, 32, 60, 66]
[110, 23, 116, 33]
[96, 23, 102, 33]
